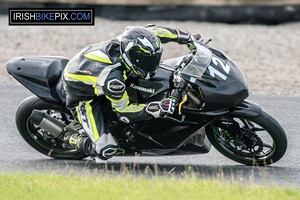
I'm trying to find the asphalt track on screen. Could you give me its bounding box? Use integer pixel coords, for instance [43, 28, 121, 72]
[1, 85, 300, 187]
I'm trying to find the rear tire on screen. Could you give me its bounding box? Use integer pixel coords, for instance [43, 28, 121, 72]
[16, 96, 86, 159]
[206, 111, 287, 166]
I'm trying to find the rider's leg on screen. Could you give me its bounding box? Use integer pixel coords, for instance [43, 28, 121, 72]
[65, 97, 118, 160]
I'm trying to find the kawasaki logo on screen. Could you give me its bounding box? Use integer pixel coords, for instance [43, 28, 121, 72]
[130, 83, 155, 94]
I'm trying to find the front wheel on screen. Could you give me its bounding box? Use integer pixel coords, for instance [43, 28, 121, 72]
[206, 111, 287, 166]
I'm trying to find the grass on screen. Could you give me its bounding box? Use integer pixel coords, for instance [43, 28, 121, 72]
[0, 172, 299, 200]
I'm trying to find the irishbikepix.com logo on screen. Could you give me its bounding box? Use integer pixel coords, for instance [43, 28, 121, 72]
[9, 8, 94, 25]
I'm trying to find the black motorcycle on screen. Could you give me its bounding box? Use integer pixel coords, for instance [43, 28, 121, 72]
[6, 38, 287, 166]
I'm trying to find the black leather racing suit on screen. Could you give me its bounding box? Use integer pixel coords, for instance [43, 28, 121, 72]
[62, 25, 191, 158]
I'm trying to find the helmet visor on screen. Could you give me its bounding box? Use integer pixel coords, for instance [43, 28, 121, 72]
[130, 51, 162, 73]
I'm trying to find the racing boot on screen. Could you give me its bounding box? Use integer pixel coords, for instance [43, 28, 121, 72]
[64, 133, 95, 156]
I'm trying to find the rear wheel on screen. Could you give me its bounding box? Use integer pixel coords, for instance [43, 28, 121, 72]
[206, 111, 287, 166]
[16, 96, 86, 159]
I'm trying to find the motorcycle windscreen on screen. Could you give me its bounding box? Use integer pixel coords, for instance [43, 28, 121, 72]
[182, 43, 212, 78]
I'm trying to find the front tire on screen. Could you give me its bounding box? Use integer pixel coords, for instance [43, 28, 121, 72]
[16, 96, 86, 159]
[206, 111, 287, 166]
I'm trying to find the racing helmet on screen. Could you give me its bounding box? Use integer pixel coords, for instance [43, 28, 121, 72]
[120, 26, 163, 79]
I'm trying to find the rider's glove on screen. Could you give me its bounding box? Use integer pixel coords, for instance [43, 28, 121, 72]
[193, 33, 202, 41]
[146, 98, 176, 118]
[160, 98, 176, 114]
[187, 33, 202, 51]
[176, 28, 191, 44]
[176, 28, 202, 44]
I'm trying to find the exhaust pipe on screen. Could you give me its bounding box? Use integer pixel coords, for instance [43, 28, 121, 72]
[31, 110, 66, 138]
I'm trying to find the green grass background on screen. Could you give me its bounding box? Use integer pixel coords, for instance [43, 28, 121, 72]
[0, 172, 299, 200]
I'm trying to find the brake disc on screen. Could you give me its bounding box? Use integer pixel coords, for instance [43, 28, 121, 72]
[223, 128, 264, 157]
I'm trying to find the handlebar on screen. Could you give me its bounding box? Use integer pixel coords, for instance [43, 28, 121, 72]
[177, 36, 207, 71]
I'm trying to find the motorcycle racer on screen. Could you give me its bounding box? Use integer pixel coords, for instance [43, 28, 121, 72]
[63, 25, 200, 160]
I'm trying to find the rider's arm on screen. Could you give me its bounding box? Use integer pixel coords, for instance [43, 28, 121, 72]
[102, 69, 153, 123]
[146, 24, 191, 44]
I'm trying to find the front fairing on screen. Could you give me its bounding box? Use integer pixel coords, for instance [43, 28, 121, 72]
[204, 46, 247, 86]
[182, 43, 248, 111]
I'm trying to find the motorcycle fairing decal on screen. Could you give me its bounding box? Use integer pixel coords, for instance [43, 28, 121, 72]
[208, 56, 231, 80]
[130, 83, 155, 94]
[208, 66, 227, 80]
[212, 57, 230, 74]
[189, 76, 196, 83]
